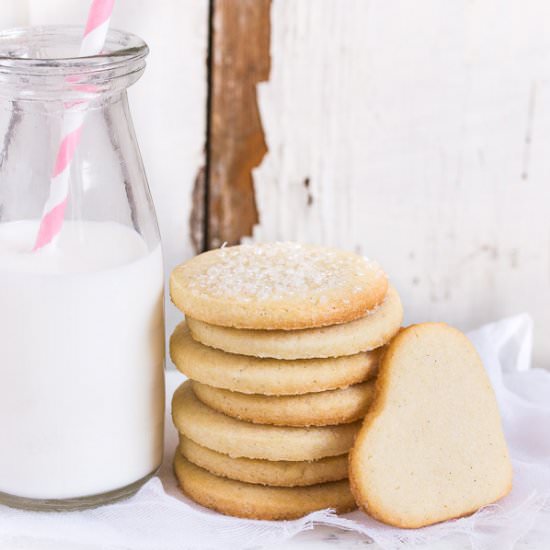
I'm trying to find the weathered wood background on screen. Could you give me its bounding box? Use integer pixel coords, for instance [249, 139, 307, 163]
[214, 0, 550, 368]
[2, 0, 549, 367]
[202, 0, 271, 250]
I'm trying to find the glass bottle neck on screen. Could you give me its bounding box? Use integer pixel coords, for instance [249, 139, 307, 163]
[0, 89, 130, 116]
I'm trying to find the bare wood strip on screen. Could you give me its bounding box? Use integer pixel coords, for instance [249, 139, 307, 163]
[206, 0, 271, 248]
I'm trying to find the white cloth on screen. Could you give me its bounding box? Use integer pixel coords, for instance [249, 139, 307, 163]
[1, 315, 549, 550]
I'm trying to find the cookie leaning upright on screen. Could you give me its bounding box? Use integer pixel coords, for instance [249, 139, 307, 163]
[349, 323, 513, 529]
[170, 242, 388, 330]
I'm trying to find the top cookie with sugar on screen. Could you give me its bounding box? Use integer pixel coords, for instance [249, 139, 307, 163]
[170, 242, 388, 330]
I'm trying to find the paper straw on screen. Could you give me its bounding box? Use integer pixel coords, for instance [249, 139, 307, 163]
[33, 0, 115, 251]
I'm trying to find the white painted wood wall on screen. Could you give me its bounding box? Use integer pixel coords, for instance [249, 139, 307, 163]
[1, 1, 549, 367]
[254, 0, 550, 368]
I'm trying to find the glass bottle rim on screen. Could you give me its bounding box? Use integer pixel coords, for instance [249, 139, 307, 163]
[0, 26, 149, 100]
[0, 25, 148, 77]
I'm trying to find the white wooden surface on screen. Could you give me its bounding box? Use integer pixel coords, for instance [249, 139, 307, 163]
[254, 0, 550, 369]
[0, 0, 208, 343]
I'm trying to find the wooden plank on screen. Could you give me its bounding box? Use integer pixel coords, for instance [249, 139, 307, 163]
[253, 0, 550, 367]
[207, 0, 271, 248]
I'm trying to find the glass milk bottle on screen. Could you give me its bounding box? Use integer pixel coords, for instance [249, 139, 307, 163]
[0, 27, 165, 509]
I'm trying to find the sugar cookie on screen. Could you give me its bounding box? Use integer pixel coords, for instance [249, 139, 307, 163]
[186, 285, 403, 359]
[174, 453, 356, 520]
[172, 381, 360, 461]
[349, 323, 513, 528]
[170, 322, 380, 394]
[170, 242, 387, 330]
[179, 435, 348, 487]
[192, 380, 375, 426]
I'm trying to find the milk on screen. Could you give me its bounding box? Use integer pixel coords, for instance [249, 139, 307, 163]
[0, 220, 165, 500]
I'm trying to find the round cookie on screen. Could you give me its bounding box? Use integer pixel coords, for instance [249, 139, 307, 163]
[170, 322, 380, 395]
[174, 453, 356, 520]
[192, 380, 375, 426]
[186, 285, 403, 359]
[179, 435, 348, 487]
[170, 242, 387, 330]
[172, 381, 360, 461]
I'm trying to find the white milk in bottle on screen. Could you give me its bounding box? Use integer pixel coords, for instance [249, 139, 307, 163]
[0, 220, 165, 501]
[0, 25, 165, 508]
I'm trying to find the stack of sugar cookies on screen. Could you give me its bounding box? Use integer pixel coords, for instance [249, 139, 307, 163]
[169, 242, 403, 520]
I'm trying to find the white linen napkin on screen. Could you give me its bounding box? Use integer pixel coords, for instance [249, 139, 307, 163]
[1, 314, 549, 550]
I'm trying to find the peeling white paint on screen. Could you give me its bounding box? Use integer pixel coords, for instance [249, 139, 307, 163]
[253, 0, 550, 367]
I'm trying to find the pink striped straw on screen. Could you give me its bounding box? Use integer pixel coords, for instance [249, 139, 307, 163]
[33, 0, 116, 251]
